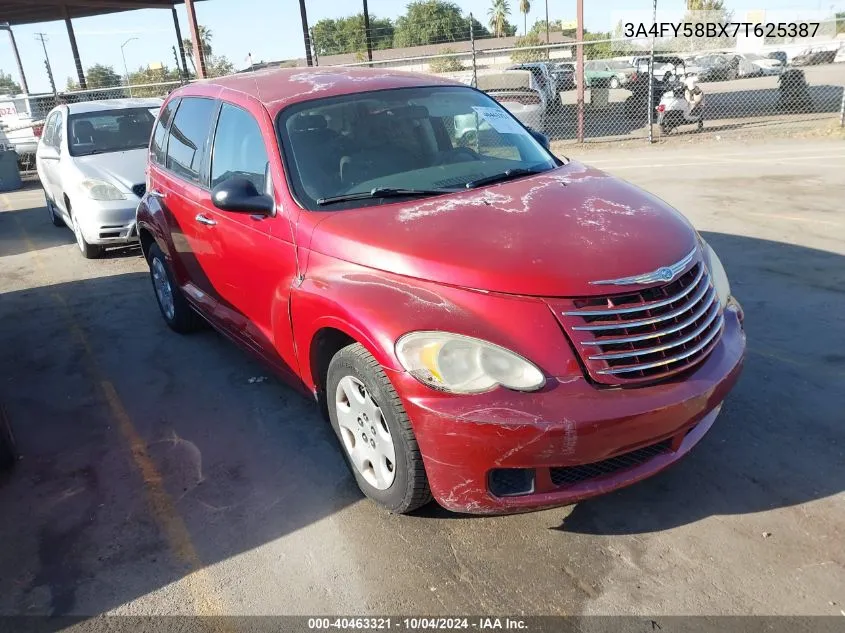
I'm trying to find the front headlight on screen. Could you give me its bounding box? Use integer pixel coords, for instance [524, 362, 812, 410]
[702, 241, 731, 308]
[80, 178, 125, 201]
[395, 331, 545, 394]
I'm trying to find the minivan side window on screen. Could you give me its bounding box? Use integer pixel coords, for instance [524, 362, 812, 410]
[210, 103, 269, 192]
[164, 97, 216, 184]
[150, 97, 179, 166]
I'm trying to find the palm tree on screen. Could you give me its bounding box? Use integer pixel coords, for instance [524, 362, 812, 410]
[182, 25, 213, 74]
[519, 0, 531, 35]
[488, 0, 511, 38]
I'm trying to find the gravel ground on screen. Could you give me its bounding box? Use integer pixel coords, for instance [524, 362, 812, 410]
[0, 137, 843, 623]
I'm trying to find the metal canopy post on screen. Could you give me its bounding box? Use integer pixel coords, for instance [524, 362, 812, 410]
[171, 6, 189, 79]
[63, 5, 87, 89]
[0, 24, 29, 94]
[184, 0, 206, 78]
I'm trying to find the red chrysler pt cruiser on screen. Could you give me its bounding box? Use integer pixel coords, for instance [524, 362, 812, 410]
[136, 68, 745, 514]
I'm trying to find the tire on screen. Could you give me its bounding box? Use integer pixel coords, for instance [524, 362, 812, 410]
[697, 119, 704, 132]
[659, 121, 670, 135]
[46, 195, 64, 227]
[0, 405, 16, 472]
[69, 205, 104, 259]
[327, 343, 432, 514]
[146, 242, 202, 334]
[610, 76, 620, 89]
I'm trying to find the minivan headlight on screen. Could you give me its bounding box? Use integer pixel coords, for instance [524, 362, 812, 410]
[395, 331, 545, 394]
[80, 178, 125, 201]
[702, 241, 731, 308]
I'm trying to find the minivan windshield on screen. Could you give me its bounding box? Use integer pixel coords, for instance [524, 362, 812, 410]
[67, 108, 156, 157]
[276, 86, 558, 210]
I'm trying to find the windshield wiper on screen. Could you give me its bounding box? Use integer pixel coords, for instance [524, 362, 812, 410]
[464, 167, 549, 189]
[316, 187, 453, 206]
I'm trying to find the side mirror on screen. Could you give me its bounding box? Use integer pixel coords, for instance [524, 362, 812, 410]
[528, 128, 550, 150]
[211, 177, 274, 215]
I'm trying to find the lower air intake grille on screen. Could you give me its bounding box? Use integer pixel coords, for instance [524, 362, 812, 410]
[549, 439, 673, 487]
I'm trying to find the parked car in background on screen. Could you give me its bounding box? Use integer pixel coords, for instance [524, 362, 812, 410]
[792, 48, 837, 66]
[767, 51, 788, 67]
[550, 62, 575, 92]
[693, 54, 740, 81]
[0, 96, 43, 168]
[35, 98, 162, 258]
[136, 68, 745, 515]
[506, 62, 564, 113]
[585, 60, 637, 88]
[477, 70, 546, 132]
[736, 53, 783, 77]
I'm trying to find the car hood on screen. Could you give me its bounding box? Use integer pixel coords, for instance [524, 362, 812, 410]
[309, 161, 698, 297]
[73, 148, 147, 191]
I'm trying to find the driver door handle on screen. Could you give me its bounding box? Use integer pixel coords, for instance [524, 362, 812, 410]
[195, 213, 217, 226]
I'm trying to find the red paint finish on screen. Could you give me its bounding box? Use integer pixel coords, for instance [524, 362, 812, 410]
[137, 68, 746, 514]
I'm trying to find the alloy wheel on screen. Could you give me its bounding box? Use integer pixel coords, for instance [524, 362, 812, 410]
[335, 375, 396, 490]
[151, 257, 176, 321]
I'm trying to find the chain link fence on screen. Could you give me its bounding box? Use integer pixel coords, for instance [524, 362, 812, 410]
[315, 20, 845, 150]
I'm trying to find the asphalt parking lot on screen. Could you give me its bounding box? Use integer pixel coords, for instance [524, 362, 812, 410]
[0, 137, 843, 619]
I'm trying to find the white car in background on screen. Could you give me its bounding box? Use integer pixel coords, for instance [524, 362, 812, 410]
[474, 70, 545, 132]
[737, 53, 783, 77]
[35, 98, 161, 258]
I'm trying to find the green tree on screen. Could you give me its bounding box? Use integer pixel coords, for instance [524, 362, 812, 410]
[182, 25, 213, 74]
[66, 64, 122, 91]
[312, 14, 394, 56]
[836, 11, 845, 34]
[519, 0, 531, 35]
[205, 55, 234, 78]
[127, 64, 184, 96]
[488, 0, 511, 37]
[0, 70, 22, 95]
[584, 32, 613, 60]
[393, 1, 489, 47]
[429, 47, 465, 72]
[686, 0, 725, 9]
[510, 32, 546, 62]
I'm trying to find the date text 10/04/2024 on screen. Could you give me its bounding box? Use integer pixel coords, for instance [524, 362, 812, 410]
[623, 22, 820, 39]
[307, 617, 528, 630]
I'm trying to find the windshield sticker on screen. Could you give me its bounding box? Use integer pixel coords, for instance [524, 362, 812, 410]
[471, 106, 524, 135]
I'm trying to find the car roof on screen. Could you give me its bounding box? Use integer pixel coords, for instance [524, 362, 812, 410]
[170, 67, 461, 115]
[66, 98, 163, 115]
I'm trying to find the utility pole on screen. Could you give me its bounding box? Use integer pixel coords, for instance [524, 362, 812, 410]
[362, 0, 373, 63]
[298, 0, 313, 67]
[35, 33, 58, 97]
[575, 0, 584, 142]
[545, 0, 550, 43]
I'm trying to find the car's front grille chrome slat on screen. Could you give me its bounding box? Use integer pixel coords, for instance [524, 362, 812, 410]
[556, 258, 725, 386]
[564, 265, 705, 317]
[596, 315, 724, 375]
[572, 281, 713, 332]
[588, 303, 721, 361]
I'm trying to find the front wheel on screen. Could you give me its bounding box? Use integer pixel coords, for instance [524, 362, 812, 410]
[610, 76, 620, 89]
[71, 212, 103, 259]
[327, 343, 432, 514]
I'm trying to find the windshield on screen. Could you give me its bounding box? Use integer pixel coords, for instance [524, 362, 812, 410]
[67, 107, 156, 157]
[276, 86, 557, 210]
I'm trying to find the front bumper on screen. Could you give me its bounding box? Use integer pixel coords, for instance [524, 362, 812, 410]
[76, 199, 140, 245]
[391, 306, 745, 514]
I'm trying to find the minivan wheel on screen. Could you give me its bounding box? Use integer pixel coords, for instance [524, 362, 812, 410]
[147, 242, 202, 333]
[327, 343, 432, 514]
[46, 196, 64, 227]
[70, 210, 103, 259]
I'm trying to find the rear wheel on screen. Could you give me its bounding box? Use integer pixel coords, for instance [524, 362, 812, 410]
[147, 242, 202, 333]
[610, 76, 620, 89]
[327, 343, 432, 514]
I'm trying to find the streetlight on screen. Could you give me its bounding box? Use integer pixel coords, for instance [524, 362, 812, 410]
[121, 37, 138, 96]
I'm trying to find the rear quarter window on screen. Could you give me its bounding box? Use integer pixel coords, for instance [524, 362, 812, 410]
[150, 98, 179, 166]
[164, 97, 217, 184]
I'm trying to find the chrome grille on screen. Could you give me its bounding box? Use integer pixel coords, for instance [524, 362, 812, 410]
[559, 260, 724, 385]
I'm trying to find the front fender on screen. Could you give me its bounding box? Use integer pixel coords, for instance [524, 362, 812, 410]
[291, 250, 580, 393]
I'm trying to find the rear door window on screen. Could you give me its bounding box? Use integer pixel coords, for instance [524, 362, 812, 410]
[210, 103, 269, 193]
[165, 97, 217, 184]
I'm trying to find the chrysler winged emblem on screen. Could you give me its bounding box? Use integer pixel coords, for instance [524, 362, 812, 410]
[590, 247, 697, 286]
